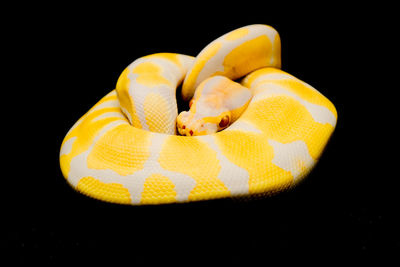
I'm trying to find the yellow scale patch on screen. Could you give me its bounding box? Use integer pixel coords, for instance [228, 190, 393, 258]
[217, 35, 276, 80]
[241, 96, 335, 160]
[144, 93, 173, 133]
[76, 176, 131, 204]
[158, 136, 230, 201]
[272, 33, 281, 67]
[132, 62, 172, 88]
[214, 131, 293, 195]
[140, 174, 177, 204]
[243, 68, 336, 115]
[87, 124, 151, 176]
[60, 94, 125, 178]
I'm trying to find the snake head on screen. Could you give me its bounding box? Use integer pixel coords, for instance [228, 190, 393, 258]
[177, 76, 248, 136]
[177, 110, 231, 136]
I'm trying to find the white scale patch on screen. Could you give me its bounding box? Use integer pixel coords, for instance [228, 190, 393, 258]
[197, 135, 250, 196]
[60, 137, 76, 156]
[268, 139, 315, 185]
[91, 112, 126, 122]
[225, 120, 262, 134]
[87, 93, 120, 114]
[248, 73, 297, 88]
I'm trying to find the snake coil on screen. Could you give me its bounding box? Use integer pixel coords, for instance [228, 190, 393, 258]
[60, 24, 337, 205]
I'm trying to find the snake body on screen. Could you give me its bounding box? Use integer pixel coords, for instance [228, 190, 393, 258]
[60, 24, 337, 205]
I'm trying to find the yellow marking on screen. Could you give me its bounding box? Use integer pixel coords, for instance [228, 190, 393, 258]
[224, 27, 250, 41]
[141, 174, 177, 204]
[243, 68, 337, 117]
[76, 176, 131, 204]
[158, 136, 230, 201]
[132, 62, 172, 87]
[241, 96, 335, 160]
[214, 131, 292, 195]
[60, 106, 126, 178]
[270, 80, 336, 117]
[218, 35, 274, 80]
[182, 42, 222, 100]
[144, 93, 173, 133]
[87, 124, 151, 176]
[116, 68, 142, 128]
[272, 33, 281, 68]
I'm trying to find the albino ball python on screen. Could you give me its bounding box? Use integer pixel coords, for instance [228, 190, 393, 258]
[59, 24, 337, 205]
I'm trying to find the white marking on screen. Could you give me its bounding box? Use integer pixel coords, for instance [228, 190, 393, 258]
[225, 88, 252, 111]
[87, 98, 120, 115]
[225, 120, 262, 134]
[91, 112, 126, 122]
[60, 137, 76, 156]
[268, 139, 315, 185]
[197, 135, 249, 196]
[126, 74, 149, 130]
[248, 73, 297, 88]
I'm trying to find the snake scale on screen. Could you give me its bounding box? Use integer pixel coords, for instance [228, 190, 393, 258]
[59, 24, 337, 205]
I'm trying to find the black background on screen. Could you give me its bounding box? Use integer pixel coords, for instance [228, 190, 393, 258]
[3, 2, 398, 264]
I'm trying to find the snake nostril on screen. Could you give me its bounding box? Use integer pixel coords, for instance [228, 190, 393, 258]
[189, 130, 193, 136]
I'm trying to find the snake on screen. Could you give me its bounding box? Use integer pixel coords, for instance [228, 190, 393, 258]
[59, 24, 337, 205]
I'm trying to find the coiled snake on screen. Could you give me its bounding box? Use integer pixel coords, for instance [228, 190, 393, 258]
[59, 24, 337, 205]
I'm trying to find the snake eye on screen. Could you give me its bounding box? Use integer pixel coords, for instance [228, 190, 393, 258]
[219, 115, 230, 128]
[189, 99, 194, 108]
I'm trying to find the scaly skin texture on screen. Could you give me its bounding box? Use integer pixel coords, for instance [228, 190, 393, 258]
[60, 24, 337, 205]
